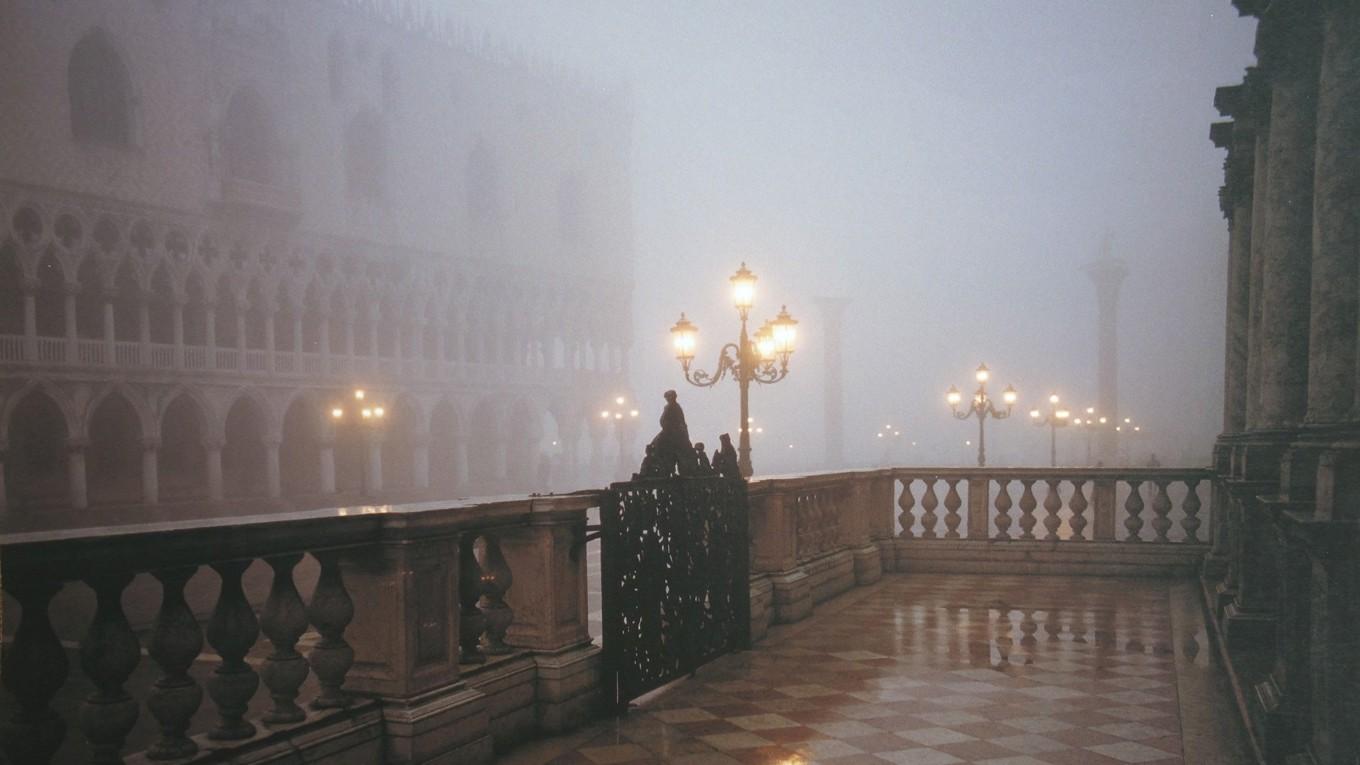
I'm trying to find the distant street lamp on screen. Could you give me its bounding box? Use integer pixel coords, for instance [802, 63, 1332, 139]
[1071, 406, 1107, 465]
[670, 263, 798, 477]
[1029, 393, 1071, 467]
[331, 387, 387, 495]
[599, 394, 641, 480]
[946, 363, 1017, 467]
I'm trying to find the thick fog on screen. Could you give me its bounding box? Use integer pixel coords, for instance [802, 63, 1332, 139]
[453, 0, 1258, 473]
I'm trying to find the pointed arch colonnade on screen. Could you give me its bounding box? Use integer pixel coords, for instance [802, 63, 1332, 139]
[0, 381, 622, 512]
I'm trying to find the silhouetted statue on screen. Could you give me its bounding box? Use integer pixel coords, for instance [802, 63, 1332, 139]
[712, 433, 740, 479]
[694, 442, 714, 475]
[634, 443, 666, 480]
[642, 390, 698, 477]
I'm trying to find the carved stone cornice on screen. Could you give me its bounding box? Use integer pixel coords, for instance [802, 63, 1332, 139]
[1253, 0, 1324, 82]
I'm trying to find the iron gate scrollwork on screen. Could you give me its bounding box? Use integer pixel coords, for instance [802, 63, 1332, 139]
[600, 475, 751, 709]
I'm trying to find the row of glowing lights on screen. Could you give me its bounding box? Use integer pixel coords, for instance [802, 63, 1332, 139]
[331, 389, 383, 420]
[946, 367, 1143, 431]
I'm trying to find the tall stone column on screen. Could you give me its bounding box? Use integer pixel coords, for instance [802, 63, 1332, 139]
[63, 287, 77, 363]
[1256, 5, 1322, 431]
[172, 299, 185, 369]
[1244, 67, 1272, 431]
[264, 313, 276, 373]
[1083, 253, 1127, 464]
[1310, 0, 1360, 424]
[204, 302, 217, 370]
[815, 298, 849, 469]
[22, 279, 37, 359]
[102, 294, 115, 362]
[138, 295, 151, 365]
[318, 441, 336, 494]
[141, 438, 159, 505]
[1212, 101, 1256, 435]
[67, 438, 88, 510]
[205, 440, 224, 501]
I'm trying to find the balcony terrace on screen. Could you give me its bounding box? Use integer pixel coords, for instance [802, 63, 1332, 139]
[0, 465, 1257, 765]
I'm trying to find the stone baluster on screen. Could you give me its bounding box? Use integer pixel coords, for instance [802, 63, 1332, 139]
[146, 567, 203, 760]
[1068, 480, 1089, 541]
[206, 560, 260, 740]
[79, 573, 140, 765]
[919, 480, 939, 539]
[994, 479, 1013, 539]
[1149, 480, 1173, 543]
[1017, 479, 1038, 540]
[1, 580, 68, 765]
[942, 479, 962, 539]
[1092, 478, 1118, 541]
[1042, 478, 1063, 540]
[260, 554, 309, 725]
[1181, 479, 1203, 543]
[478, 535, 515, 654]
[307, 552, 355, 709]
[896, 479, 916, 538]
[459, 534, 487, 664]
[1124, 480, 1146, 542]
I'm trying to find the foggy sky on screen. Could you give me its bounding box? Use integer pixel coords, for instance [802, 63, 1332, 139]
[450, 0, 1259, 472]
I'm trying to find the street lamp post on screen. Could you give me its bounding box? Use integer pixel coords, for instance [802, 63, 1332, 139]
[1029, 394, 1071, 467]
[599, 395, 641, 480]
[1071, 407, 1108, 466]
[331, 387, 386, 496]
[946, 364, 1017, 468]
[669, 263, 798, 478]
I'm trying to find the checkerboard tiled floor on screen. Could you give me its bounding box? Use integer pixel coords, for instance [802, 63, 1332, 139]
[521, 574, 1242, 765]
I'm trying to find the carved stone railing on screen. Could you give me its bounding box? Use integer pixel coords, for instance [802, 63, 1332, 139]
[743, 467, 1211, 638]
[0, 493, 601, 765]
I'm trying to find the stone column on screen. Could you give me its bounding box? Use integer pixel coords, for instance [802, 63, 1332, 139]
[815, 297, 850, 469]
[1309, 0, 1360, 423]
[364, 433, 383, 496]
[264, 438, 281, 499]
[1213, 95, 1256, 435]
[138, 295, 151, 365]
[1257, 6, 1323, 430]
[412, 432, 430, 490]
[206, 440, 224, 501]
[67, 438, 88, 510]
[1244, 67, 1272, 430]
[63, 286, 77, 363]
[264, 312, 276, 373]
[234, 302, 247, 354]
[451, 437, 468, 491]
[319, 313, 331, 359]
[172, 299, 185, 369]
[102, 294, 115, 362]
[141, 437, 159, 505]
[318, 441, 336, 494]
[1083, 254, 1127, 464]
[22, 278, 37, 359]
[291, 315, 303, 368]
[204, 303, 217, 370]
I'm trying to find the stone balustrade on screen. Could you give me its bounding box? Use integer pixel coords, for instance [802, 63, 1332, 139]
[0, 493, 601, 764]
[745, 467, 1212, 640]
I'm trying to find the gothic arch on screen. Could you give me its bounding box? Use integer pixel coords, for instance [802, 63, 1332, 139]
[68, 28, 135, 146]
[3, 388, 71, 509]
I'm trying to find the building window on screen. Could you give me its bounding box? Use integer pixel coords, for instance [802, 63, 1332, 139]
[223, 87, 274, 184]
[68, 29, 133, 146]
[344, 110, 386, 202]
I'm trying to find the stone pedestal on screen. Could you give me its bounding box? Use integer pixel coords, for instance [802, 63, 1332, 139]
[768, 568, 812, 625]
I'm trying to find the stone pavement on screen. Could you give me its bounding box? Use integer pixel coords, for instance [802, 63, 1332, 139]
[502, 574, 1251, 765]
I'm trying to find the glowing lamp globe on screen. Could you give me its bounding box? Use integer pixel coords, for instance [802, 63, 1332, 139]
[730, 263, 757, 311]
[1002, 385, 1018, 406]
[975, 364, 990, 383]
[770, 306, 798, 356]
[670, 313, 698, 361]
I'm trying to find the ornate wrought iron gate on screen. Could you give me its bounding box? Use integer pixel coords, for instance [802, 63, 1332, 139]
[599, 475, 751, 710]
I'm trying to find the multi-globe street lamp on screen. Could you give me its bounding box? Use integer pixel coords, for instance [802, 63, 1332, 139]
[1071, 407, 1108, 465]
[669, 263, 798, 478]
[598, 395, 641, 481]
[1029, 394, 1071, 467]
[946, 364, 1017, 467]
[330, 388, 386, 495]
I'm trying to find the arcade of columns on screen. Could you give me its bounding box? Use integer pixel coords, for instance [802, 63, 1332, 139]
[1205, 2, 1359, 764]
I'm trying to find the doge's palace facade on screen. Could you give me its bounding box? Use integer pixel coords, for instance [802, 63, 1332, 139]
[0, 0, 636, 526]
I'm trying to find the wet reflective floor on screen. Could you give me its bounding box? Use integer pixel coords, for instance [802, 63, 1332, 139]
[504, 574, 1251, 765]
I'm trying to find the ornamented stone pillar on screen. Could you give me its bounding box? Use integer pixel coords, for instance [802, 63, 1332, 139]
[1083, 253, 1127, 464]
[1213, 89, 1257, 435]
[1244, 67, 1272, 430]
